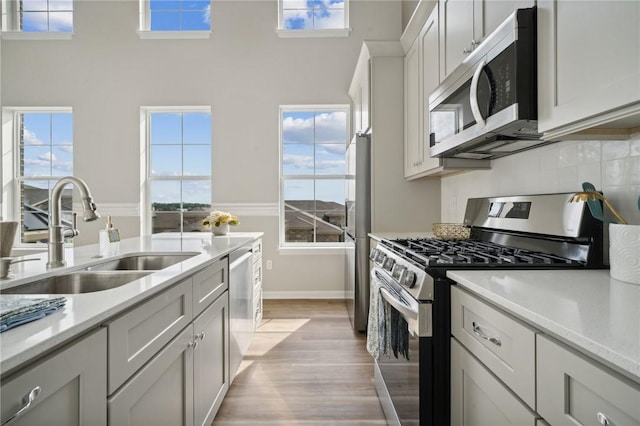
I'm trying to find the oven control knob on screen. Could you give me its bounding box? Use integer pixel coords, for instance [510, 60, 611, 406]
[383, 257, 395, 271]
[403, 271, 417, 288]
[376, 253, 387, 266]
[391, 264, 406, 279]
[369, 248, 378, 261]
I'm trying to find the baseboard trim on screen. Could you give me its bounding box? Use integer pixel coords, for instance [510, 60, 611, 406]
[263, 291, 346, 299]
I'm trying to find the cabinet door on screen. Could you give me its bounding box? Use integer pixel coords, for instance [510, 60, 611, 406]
[1, 328, 107, 426]
[451, 338, 537, 426]
[537, 334, 640, 426]
[108, 279, 193, 394]
[439, 0, 474, 80]
[108, 325, 195, 426]
[538, 0, 640, 136]
[475, 0, 534, 44]
[193, 293, 229, 426]
[404, 37, 422, 178]
[193, 258, 228, 317]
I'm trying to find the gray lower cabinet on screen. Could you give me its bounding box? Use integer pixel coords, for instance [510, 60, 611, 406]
[108, 325, 195, 426]
[193, 293, 229, 426]
[451, 338, 537, 426]
[107, 259, 230, 425]
[0, 328, 107, 426]
[537, 334, 640, 426]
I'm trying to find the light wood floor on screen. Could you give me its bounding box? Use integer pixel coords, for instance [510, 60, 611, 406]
[212, 299, 387, 425]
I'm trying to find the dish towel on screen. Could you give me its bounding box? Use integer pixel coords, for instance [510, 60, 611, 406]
[367, 272, 389, 359]
[0, 296, 67, 333]
[389, 305, 410, 360]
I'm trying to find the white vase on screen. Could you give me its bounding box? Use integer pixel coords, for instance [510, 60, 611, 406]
[609, 223, 640, 285]
[212, 223, 230, 236]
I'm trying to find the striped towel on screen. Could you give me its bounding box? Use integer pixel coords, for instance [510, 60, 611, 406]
[0, 296, 67, 332]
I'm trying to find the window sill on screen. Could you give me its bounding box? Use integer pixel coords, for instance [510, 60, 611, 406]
[1, 31, 73, 40]
[276, 28, 351, 38]
[138, 30, 212, 40]
[278, 246, 346, 256]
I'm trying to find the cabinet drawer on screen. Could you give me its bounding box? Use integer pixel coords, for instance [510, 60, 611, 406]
[193, 258, 228, 317]
[451, 285, 536, 409]
[537, 334, 640, 426]
[252, 239, 262, 263]
[451, 338, 537, 426]
[107, 279, 193, 394]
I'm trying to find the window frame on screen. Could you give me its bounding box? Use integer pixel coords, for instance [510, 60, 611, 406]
[140, 106, 213, 236]
[1, 0, 74, 39]
[276, 0, 350, 38]
[138, 0, 212, 39]
[279, 104, 350, 249]
[1, 107, 74, 248]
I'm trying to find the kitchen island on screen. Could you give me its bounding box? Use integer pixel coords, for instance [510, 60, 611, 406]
[0, 232, 262, 426]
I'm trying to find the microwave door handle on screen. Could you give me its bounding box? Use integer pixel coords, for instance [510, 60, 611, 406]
[470, 58, 487, 128]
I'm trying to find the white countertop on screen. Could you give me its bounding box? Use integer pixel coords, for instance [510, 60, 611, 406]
[448, 269, 640, 383]
[0, 232, 262, 376]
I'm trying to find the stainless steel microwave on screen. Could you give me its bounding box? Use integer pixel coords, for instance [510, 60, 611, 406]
[428, 8, 550, 160]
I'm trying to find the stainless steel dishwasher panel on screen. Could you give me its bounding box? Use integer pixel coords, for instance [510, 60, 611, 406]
[228, 245, 254, 382]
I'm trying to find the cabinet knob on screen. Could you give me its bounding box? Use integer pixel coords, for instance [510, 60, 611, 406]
[471, 39, 479, 48]
[597, 412, 611, 425]
[463, 48, 471, 55]
[196, 332, 206, 341]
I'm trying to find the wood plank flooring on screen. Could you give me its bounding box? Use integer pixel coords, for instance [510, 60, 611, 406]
[212, 299, 387, 425]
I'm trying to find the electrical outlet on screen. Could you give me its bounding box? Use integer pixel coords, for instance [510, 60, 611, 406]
[266, 260, 273, 270]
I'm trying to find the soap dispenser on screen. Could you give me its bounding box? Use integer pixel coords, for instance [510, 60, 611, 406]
[99, 215, 121, 256]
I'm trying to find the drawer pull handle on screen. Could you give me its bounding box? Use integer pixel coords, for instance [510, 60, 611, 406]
[196, 332, 206, 341]
[597, 412, 612, 425]
[472, 321, 502, 347]
[2, 386, 41, 426]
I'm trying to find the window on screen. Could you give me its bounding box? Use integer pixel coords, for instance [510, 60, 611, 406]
[1, 0, 73, 34]
[139, 0, 211, 38]
[1, 109, 73, 244]
[277, 0, 349, 37]
[280, 106, 349, 246]
[142, 108, 212, 235]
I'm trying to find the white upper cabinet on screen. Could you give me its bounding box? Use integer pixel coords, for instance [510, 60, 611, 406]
[537, 0, 640, 140]
[439, 0, 534, 81]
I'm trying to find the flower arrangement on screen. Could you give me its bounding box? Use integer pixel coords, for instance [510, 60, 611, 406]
[201, 210, 239, 229]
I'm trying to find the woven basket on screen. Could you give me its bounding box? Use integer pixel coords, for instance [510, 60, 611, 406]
[432, 223, 471, 240]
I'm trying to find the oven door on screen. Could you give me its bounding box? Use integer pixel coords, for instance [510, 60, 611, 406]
[371, 270, 433, 426]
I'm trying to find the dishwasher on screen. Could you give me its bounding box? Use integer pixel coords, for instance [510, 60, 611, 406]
[228, 244, 254, 383]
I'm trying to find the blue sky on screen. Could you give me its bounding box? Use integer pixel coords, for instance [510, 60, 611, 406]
[282, 0, 345, 30]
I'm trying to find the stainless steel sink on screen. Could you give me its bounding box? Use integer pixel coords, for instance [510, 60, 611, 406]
[86, 252, 198, 271]
[2, 271, 153, 294]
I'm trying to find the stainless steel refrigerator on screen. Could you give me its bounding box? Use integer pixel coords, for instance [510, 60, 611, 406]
[344, 132, 371, 332]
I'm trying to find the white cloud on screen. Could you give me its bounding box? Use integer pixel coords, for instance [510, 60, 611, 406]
[23, 129, 44, 146]
[283, 153, 345, 171]
[57, 145, 74, 153]
[282, 111, 347, 144]
[203, 5, 211, 23]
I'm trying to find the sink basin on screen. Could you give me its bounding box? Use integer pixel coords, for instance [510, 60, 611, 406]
[2, 271, 153, 294]
[86, 252, 198, 271]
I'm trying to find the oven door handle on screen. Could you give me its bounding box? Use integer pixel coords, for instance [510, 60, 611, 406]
[470, 58, 487, 128]
[379, 287, 418, 322]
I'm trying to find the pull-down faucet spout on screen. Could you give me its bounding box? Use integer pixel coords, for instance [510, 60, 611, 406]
[47, 176, 100, 269]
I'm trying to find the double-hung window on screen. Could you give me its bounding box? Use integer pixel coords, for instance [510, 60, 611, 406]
[1, 108, 74, 245]
[280, 105, 349, 247]
[142, 107, 212, 235]
[2, 0, 73, 36]
[277, 0, 350, 37]
[139, 0, 211, 38]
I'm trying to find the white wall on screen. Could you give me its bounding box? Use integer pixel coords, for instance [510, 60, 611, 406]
[441, 136, 640, 227]
[1, 0, 440, 297]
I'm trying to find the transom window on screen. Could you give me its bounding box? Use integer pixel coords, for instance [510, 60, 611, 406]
[2, 0, 73, 33]
[143, 108, 212, 234]
[1, 109, 74, 244]
[139, 0, 211, 34]
[280, 106, 348, 246]
[277, 0, 349, 37]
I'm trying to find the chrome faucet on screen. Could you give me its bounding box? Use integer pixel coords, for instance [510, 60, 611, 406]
[47, 176, 100, 268]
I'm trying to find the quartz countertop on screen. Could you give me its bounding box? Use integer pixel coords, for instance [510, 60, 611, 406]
[0, 232, 262, 376]
[448, 269, 640, 383]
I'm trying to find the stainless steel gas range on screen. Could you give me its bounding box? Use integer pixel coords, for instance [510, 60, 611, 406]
[368, 193, 604, 426]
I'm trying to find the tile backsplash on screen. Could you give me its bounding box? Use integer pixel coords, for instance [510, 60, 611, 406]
[441, 134, 640, 226]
